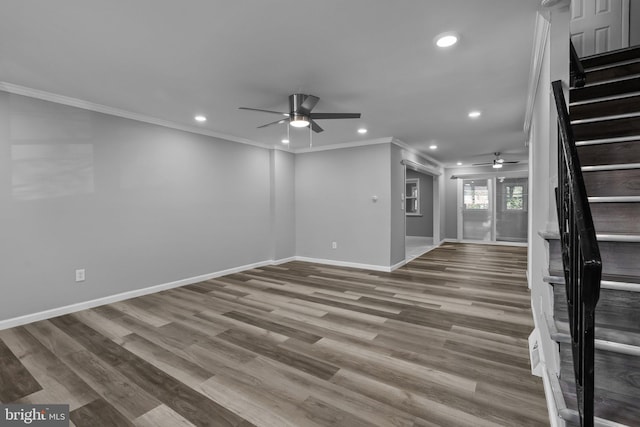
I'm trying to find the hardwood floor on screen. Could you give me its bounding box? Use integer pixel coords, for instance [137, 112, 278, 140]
[0, 243, 547, 426]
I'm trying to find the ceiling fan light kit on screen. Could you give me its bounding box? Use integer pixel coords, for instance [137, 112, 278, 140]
[290, 113, 310, 128]
[239, 93, 361, 137]
[473, 152, 519, 168]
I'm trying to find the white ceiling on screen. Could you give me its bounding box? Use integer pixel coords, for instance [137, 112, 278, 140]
[0, 0, 542, 166]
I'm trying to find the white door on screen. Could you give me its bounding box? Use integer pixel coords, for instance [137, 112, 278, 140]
[571, 0, 630, 57]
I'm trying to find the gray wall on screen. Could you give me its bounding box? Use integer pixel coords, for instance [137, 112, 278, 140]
[0, 92, 428, 323]
[438, 173, 446, 243]
[405, 169, 433, 237]
[444, 164, 529, 239]
[631, 0, 640, 46]
[0, 92, 275, 321]
[390, 144, 405, 265]
[295, 144, 391, 267]
[270, 149, 295, 260]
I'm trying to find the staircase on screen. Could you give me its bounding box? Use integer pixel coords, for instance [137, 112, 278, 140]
[545, 45, 640, 426]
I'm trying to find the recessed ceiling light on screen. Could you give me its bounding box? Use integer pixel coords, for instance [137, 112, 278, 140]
[457, 162, 463, 166]
[429, 145, 437, 150]
[358, 128, 367, 134]
[468, 110, 481, 118]
[435, 32, 459, 48]
[281, 139, 289, 144]
[194, 115, 207, 122]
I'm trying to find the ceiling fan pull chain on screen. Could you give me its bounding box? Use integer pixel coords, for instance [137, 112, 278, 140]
[309, 122, 313, 148]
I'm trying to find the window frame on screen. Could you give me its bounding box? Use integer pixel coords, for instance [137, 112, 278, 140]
[405, 178, 421, 216]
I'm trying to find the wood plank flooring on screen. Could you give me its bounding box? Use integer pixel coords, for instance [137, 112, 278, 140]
[0, 243, 547, 426]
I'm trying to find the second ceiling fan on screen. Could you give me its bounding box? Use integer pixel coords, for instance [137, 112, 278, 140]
[239, 93, 361, 133]
[473, 152, 519, 169]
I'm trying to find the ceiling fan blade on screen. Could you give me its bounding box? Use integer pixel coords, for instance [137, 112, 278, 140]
[472, 162, 492, 166]
[310, 113, 361, 120]
[257, 118, 288, 129]
[300, 95, 319, 113]
[239, 107, 289, 116]
[310, 119, 324, 133]
[502, 161, 520, 164]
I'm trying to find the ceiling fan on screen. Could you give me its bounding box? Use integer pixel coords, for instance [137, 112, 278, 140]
[239, 93, 361, 133]
[472, 152, 519, 169]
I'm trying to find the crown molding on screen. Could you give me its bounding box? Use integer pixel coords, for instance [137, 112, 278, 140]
[391, 138, 445, 170]
[0, 82, 451, 163]
[0, 81, 271, 150]
[449, 169, 529, 180]
[401, 159, 442, 176]
[292, 137, 447, 169]
[292, 137, 394, 154]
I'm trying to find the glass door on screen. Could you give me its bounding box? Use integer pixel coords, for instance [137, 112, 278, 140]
[496, 177, 528, 242]
[462, 179, 493, 241]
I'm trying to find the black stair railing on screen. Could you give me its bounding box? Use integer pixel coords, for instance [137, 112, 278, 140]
[552, 79, 602, 427]
[570, 40, 586, 88]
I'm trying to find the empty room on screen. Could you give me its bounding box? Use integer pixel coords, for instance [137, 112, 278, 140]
[1, 1, 639, 426]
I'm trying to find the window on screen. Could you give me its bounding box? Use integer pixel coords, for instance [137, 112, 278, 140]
[505, 184, 525, 210]
[463, 181, 489, 210]
[405, 178, 420, 215]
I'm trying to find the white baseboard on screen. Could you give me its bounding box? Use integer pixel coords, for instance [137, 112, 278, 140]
[542, 363, 566, 427]
[389, 259, 407, 271]
[531, 293, 566, 427]
[443, 238, 527, 247]
[0, 259, 279, 331]
[405, 242, 441, 263]
[293, 256, 395, 272]
[268, 255, 397, 271]
[270, 256, 297, 265]
[0, 255, 399, 331]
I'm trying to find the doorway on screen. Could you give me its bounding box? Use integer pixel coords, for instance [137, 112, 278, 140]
[457, 176, 528, 243]
[405, 169, 435, 260]
[496, 177, 528, 242]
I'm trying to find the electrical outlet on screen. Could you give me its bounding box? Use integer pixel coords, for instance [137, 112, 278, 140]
[332, 241, 337, 249]
[75, 269, 86, 282]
